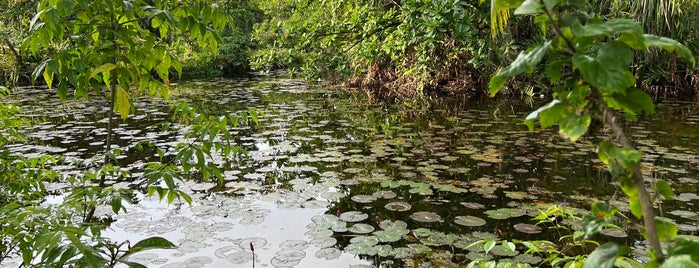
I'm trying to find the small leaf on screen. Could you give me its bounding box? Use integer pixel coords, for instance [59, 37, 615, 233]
[500, 40, 552, 77]
[656, 180, 673, 200]
[111, 197, 122, 214]
[524, 100, 561, 130]
[558, 112, 590, 142]
[89, 63, 117, 80]
[115, 87, 131, 119]
[484, 240, 496, 254]
[653, 218, 678, 242]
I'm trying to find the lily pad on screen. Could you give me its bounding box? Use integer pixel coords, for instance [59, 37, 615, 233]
[454, 216, 487, 227]
[461, 202, 486, 210]
[514, 254, 543, 264]
[315, 248, 342, 260]
[311, 237, 337, 248]
[490, 245, 518, 257]
[305, 228, 334, 239]
[379, 220, 408, 230]
[274, 249, 306, 262]
[373, 226, 410, 242]
[372, 190, 397, 199]
[239, 237, 268, 251]
[391, 247, 417, 258]
[270, 257, 300, 267]
[349, 223, 376, 234]
[280, 240, 310, 250]
[410, 211, 442, 223]
[339, 211, 369, 222]
[513, 223, 543, 234]
[349, 235, 380, 246]
[484, 208, 524, 220]
[226, 251, 255, 264]
[384, 201, 412, 212]
[351, 194, 378, 203]
[600, 228, 628, 238]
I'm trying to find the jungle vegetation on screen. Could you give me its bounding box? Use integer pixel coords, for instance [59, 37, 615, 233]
[1, 0, 699, 267]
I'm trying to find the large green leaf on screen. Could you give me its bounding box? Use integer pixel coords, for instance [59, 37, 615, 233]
[603, 88, 655, 119]
[573, 41, 635, 94]
[489, 41, 551, 96]
[500, 40, 552, 77]
[583, 242, 619, 268]
[667, 236, 699, 264]
[572, 19, 644, 43]
[120, 237, 176, 260]
[514, 0, 557, 15]
[644, 34, 696, 67]
[659, 255, 699, 268]
[523, 100, 560, 130]
[558, 111, 590, 142]
[653, 218, 678, 242]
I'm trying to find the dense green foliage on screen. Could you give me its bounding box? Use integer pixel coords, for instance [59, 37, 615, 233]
[251, 0, 510, 99]
[249, 0, 699, 98]
[486, 0, 698, 266]
[0, 0, 261, 266]
[180, 0, 265, 77]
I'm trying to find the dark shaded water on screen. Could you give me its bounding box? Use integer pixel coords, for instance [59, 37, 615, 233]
[3, 76, 699, 267]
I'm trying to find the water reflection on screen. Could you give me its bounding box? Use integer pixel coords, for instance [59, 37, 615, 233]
[6, 76, 699, 267]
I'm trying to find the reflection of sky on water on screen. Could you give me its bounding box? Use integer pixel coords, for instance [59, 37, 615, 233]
[103, 193, 369, 267]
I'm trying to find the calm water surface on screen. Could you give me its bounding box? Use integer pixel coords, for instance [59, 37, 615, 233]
[4, 76, 699, 267]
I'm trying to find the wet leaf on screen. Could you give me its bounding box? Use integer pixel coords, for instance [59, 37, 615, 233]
[514, 223, 543, 234]
[339, 211, 369, 223]
[454, 216, 487, 227]
[484, 208, 524, 220]
[410, 211, 442, 223]
[384, 201, 412, 212]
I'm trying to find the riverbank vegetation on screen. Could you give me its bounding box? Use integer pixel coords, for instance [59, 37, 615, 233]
[2, 0, 698, 98]
[1, 0, 699, 267]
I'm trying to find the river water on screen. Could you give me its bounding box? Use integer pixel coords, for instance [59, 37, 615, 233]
[3, 76, 699, 267]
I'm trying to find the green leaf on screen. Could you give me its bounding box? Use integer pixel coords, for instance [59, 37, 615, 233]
[628, 195, 642, 219]
[558, 112, 590, 142]
[488, 75, 508, 96]
[121, 237, 176, 260]
[514, 0, 557, 15]
[573, 41, 635, 94]
[116, 87, 131, 119]
[572, 19, 643, 40]
[490, 41, 551, 96]
[117, 260, 148, 268]
[583, 242, 619, 268]
[500, 40, 552, 77]
[89, 63, 117, 80]
[656, 180, 673, 200]
[660, 255, 699, 268]
[667, 236, 699, 263]
[43, 69, 54, 89]
[603, 88, 655, 118]
[484, 240, 496, 255]
[644, 34, 696, 67]
[591, 201, 617, 219]
[546, 60, 564, 83]
[653, 218, 678, 242]
[524, 100, 561, 130]
[111, 196, 122, 214]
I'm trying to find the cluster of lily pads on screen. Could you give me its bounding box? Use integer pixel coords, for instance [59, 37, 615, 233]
[6, 77, 698, 267]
